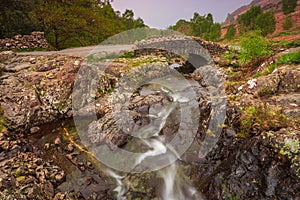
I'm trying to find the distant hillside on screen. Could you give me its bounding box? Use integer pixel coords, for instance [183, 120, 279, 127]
[222, 0, 300, 37]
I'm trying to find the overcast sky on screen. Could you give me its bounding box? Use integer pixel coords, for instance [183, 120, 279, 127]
[111, 0, 253, 29]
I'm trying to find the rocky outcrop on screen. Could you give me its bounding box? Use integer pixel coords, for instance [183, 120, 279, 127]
[195, 126, 300, 200]
[0, 40, 298, 199]
[0, 51, 81, 131]
[0, 32, 49, 51]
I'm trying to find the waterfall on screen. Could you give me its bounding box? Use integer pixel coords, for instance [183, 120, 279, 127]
[107, 137, 204, 200]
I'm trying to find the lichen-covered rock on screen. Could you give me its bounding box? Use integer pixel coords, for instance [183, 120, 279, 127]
[0, 53, 82, 131]
[193, 127, 300, 200]
[240, 66, 300, 96]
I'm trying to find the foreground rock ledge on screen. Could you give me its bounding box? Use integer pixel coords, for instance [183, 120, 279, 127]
[0, 51, 299, 199]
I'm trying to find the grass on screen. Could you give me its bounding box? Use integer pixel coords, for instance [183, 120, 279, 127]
[273, 39, 300, 49]
[114, 55, 168, 68]
[239, 106, 290, 136]
[253, 51, 299, 78]
[119, 51, 136, 58]
[86, 51, 137, 62]
[270, 30, 300, 38]
[277, 50, 300, 65]
[0, 107, 6, 132]
[258, 88, 274, 97]
[86, 52, 119, 62]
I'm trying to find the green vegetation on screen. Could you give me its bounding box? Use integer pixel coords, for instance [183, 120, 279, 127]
[240, 106, 289, 135]
[225, 25, 236, 40]
[238, 6, 276, 36]
[238, 6, 263, 31]
[119, 51, 136, 58]
[282, 0, 298, 15]
[252, 51, 299, 78]
[258, 88, 274, 97]
[170, 20, 194, 36]
[169, 12, 221, 41]
[284, 39, 300, 48]
[254, 11, 276, 36]
[238, 31, 272, 64]
[277, 51, 300, 65]
[282, 15, 294, 30]
[279, 138, 299, 158]
[253, 63, 276, 78]
[114, 56, 168, 68]
[0, 107, 6, 132]
[0, 0, 146, 49]
[86, 52, 119, 62]
[0, 0, 39, 38]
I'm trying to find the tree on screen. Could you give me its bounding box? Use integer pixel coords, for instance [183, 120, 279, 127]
[121, 9, 146, 30]
[170, 19, 193, 35]
[206, 23, 221, 41]
[30, 0, 131, 49]
[122, 9, 134, 20]
[170, 12, 221, 41]
[254, 11, 276, 36]
[0, 0, 39, 38]
[238, 6, 276, 36]
[238, 6, 262, 31]
[282, 0, 297, 15]
[282, 15, 294, 30]
[190, 12, 206, 36]
[225, 25, 236, 39]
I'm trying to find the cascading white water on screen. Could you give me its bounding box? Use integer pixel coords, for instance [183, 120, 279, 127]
[107, 137, 204, 200]
[106, 82, 205, 200]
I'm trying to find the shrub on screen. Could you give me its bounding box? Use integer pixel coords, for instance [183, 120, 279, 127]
[225, 25, 236, 39]
[282, 15, 294, 30]
[238, 31, 272, 64]
[282, 0, 297, 15]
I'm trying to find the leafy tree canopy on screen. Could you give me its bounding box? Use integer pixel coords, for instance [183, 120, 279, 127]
[170, 12, 221, 41]
[282, 0, 297, 15]
[238, 6, 276, 36]
[0, 0, 146, 49]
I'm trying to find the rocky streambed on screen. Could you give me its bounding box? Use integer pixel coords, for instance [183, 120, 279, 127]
[0, 38, 299, 200]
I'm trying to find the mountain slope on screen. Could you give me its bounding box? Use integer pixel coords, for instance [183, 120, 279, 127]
[222, 0, 300, 36]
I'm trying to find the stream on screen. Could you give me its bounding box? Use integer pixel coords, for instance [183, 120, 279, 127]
[28, 118, 206, 200]
[27, 78, 209, 199]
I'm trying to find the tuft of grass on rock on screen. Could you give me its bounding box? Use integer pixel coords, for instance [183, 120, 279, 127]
[239, 106, 290, 136]
[277, 51, 300, 65]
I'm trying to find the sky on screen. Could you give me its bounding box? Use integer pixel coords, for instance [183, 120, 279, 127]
[111, 0, 253, 29]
